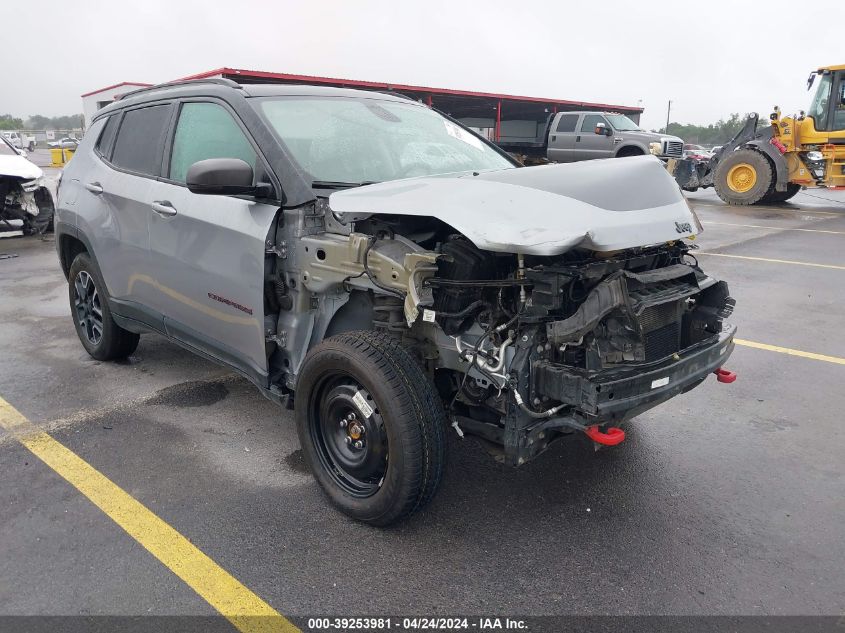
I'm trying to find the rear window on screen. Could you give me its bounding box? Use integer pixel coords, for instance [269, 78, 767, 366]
[95, 116, 118, 158]
[110, 105, 171, 176]
[555, 114, 579, 133]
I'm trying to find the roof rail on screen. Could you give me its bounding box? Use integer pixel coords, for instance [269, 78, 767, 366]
[116, 77, 242, 101]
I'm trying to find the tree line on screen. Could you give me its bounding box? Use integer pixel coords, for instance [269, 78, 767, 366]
[0, 113, 84, 130]
[655, 113, 751, 145]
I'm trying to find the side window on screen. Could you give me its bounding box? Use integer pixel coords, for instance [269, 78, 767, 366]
[111, 105, 171, 176]
[809, 74, 832, 130]
[581, 114, 608, 133]
[555, 114, 579, 133]
[169, 102, 257, 184]
[95, 115, 118, 158]
[834, 78, 845, 132]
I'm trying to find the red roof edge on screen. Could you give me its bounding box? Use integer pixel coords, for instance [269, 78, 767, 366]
[178, 67, 230, 81]
[81, 81, 153, 98]
[177, 67, 643, 113]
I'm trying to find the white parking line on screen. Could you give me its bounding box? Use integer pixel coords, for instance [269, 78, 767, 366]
[697, 252, 845, 270]
[702, 221, 845, 235]
[690, 201, 840, 216]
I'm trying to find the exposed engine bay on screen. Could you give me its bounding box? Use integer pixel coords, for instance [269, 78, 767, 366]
[266, 170, 736, 466]
[0, 176, 54, 235]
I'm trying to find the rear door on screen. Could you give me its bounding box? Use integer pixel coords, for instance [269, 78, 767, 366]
[574, 114, 615, 161]
[85, 103, 173, 327]
[145, 99, 280, 383]
[547, 113, 580, 162]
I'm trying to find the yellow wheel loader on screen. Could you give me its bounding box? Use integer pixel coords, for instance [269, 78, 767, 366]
[674, 64, 845, 205]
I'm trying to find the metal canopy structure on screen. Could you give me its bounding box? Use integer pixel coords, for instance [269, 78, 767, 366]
[179, 67, 643, 140]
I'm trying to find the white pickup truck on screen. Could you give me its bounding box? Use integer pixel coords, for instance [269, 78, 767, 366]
[2, 131, 36, 152]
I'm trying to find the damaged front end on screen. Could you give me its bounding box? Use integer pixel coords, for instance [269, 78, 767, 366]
[0, 176, 54, 235]
[271, 158, 737, 467]
[431, 241, 736, 466]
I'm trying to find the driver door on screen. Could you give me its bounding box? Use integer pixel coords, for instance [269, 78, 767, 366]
[145, 100, 280, 383]
[574, 114, 615, 161]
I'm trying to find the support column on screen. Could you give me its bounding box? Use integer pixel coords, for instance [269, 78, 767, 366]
[495, 100, 502, 142]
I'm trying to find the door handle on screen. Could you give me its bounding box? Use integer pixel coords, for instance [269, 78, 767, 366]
[151, 201, 177, 217]
[84, 182, 103, 195]
[576, 136, 581, 142]
[551, 135, 556, 142]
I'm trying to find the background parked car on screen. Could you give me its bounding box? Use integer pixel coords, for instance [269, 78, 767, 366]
[0, 135, 54, 234]
[497, 111, 685, 163]
[48, 137, 80, 149]
[683, 145, 714, 161]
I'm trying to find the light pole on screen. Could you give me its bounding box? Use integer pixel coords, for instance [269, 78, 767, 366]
[665, 100, 672, 134]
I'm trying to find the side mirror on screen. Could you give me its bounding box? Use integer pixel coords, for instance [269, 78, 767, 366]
[595, 122, 611, 136]
[186, 158, 256, 196]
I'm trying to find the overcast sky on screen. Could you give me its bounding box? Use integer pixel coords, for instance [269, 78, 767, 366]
[6, 0, 844, 130]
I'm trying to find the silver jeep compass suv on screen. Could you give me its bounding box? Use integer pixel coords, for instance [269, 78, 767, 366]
[56, 79, 736, 525]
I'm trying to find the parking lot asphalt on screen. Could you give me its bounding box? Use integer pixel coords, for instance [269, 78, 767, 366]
[1, 184, 844, 627]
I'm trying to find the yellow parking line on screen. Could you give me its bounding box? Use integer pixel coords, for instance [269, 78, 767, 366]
[697, 252, 845, 270]
[0, 397, 299, 633]
[735, 339, 845, 365]
[702, 221, 845, 235]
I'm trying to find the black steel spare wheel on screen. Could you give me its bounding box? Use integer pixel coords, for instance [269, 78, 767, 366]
[295, 330, 447, 526]
[313, 379, 388, 497]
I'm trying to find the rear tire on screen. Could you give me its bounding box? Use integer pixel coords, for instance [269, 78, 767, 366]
[68, 253, 140, 361]
[714, 148, 773, 205]
[295, 330, 446, 526]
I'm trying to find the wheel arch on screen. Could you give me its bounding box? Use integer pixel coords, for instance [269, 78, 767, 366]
[614, 143, 646, 157]
[744, 139, 789, 192]
[58, 232, 89, 279]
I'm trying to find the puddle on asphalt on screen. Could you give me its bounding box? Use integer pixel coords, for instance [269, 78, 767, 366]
[147, 380, 229, 407]
[284, 449, 309, 473]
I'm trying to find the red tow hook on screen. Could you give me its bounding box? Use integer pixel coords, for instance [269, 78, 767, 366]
[584, 425, 626, 446]
[714, 367, 737, 383]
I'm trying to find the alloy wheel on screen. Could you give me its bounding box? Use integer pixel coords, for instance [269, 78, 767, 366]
[73, 271, 103, 346]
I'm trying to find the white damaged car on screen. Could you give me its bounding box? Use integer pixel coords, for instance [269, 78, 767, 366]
[0, 136, 53, 235]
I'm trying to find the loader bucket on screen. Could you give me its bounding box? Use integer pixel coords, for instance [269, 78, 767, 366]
[671, 157, 714, 192]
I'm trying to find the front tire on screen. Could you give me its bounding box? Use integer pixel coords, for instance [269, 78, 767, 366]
[714, 148, 773, 205]
[68, 253, 140, 361]
[295, 330, 446, 526]
[615, 147, 644, 158]
[761, 183, 801, 204]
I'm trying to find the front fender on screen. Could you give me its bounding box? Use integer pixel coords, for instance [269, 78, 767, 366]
[746, 136, 789, 192]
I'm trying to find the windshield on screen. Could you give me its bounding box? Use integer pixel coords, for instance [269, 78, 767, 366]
[254, 96, 513, 185]
[0, 138, 17, 156]
[808, 73, 832, 129]
[605, 114, 642, 131]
